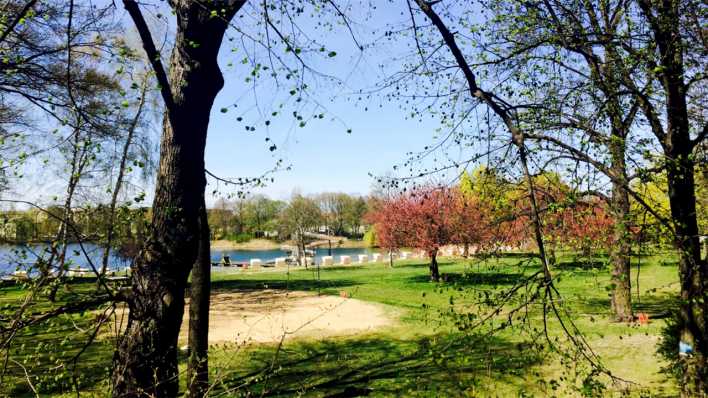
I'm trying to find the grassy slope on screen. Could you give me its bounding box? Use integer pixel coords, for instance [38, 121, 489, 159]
[1, 252, 680, 397]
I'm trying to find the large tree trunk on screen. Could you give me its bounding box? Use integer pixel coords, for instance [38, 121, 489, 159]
[668, 148, 707, 395]
[608, 138, 633, 322]
[188, 204, 211, 398]
[636, 0, 708, 392]
[112, 2, 238, 396]
[665, 106, 706, 394]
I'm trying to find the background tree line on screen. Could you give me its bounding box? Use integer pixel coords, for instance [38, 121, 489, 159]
[0, 189, 372, 248]
[207, 192, 370, 242]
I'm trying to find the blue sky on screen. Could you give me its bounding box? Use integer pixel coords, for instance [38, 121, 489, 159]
[200, 2, 452, 202]
[205, 93, 437, 200]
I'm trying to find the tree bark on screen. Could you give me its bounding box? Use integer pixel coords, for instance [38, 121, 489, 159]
[113, 2, 241, 396]
[668, 142, 707, 396]
[635, 0, 707, 393]
[608, 137, 633, 322]
[664, 92, 706, 394]
[187, 204, 211, 398]
[111, 113, 210, 397]
[598, 28, 635, 323]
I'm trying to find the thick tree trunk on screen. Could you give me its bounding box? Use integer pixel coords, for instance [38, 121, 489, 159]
[187, 204, 211, 398]
[667, 137, 707, 396]
[640, 0, 708, 391]
[625, 0, 708, 392]
[429, 249, 439, 282]
[608, 138, 633, 322]
[111, 114, 210, 397]
[608, 194, 633, 322]
[112, 2, 238, 396]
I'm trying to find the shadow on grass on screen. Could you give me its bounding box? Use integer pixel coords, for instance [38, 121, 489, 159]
[575, 292, 678, 318]
[658, 259, 679, 267]
[211, 332, 540, 397]
[633, 293, 679, 319]
[555, 259, 607, 270]
[405, 271, 526, 287]
[495, 252, 538, 259]
[385, 261, 437, 270]
[211, 278, 361, 293]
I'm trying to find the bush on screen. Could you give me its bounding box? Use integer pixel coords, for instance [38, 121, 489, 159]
[363, 228, 377, 247]
[226, 232, 253, 243]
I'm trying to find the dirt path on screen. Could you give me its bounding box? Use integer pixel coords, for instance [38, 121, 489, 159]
[179, 290, 394, 345]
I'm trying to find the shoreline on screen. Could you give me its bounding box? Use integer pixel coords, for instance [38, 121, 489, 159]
[210, 239, 281, 251]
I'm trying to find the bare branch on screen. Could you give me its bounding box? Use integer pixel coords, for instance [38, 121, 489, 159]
[122, 0, 175, 112]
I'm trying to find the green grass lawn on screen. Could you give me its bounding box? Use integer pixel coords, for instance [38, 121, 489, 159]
[0, 251, 681, 397]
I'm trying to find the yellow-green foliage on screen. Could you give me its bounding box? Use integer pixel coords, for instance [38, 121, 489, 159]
[363, 227, 377, 247]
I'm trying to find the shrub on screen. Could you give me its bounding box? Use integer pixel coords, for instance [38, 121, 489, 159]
[363, 228, 377, 247]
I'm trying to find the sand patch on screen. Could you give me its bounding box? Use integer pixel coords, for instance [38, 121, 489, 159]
[179, 289, 394, 345]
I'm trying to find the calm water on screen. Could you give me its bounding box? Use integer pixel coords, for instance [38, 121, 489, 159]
[0, 243, 380, 275]
[211, 246, 381, 265]
[0, 243, 131, 275]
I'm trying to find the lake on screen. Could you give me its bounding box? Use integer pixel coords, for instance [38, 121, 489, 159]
[212, 246, 381, 265]
[0, 243, 131, 275]
[0, 243, 381, 275]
